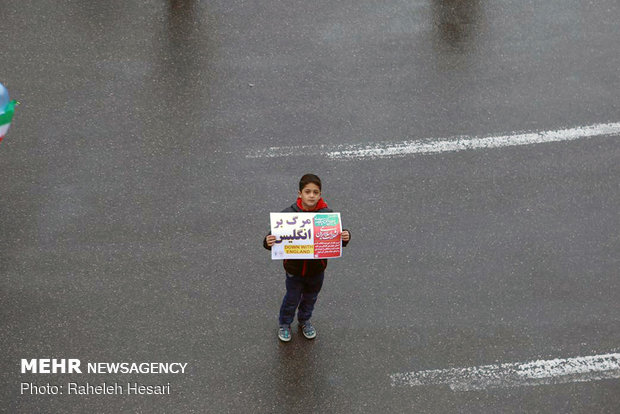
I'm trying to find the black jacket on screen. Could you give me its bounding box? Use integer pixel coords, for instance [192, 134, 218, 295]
[263, 201, 350, 277]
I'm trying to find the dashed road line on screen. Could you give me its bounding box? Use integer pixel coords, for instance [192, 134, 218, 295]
[390, 352, 620, 391]
[246, 122, 620, 159]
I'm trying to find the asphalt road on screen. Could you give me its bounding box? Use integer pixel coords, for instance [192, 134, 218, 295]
[1, 0, 619, 413]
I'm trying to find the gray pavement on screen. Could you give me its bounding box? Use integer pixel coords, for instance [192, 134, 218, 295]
[1, 0, 619, 413]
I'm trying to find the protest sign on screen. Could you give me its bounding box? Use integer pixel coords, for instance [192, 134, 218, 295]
[270, 212, 342, 260]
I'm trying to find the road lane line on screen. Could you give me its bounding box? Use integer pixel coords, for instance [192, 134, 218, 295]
[246, 122, 620, 159]
[390, 352, 620, 391]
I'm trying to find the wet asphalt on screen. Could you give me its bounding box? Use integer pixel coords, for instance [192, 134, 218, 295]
[1, 0, 619, 413]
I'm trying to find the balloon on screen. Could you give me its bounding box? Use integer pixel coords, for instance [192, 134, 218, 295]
[0, 83, 15, 144]
[0, 83, 9, 112]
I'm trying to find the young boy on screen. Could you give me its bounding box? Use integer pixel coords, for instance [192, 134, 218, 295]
[264, 174, 351, 342]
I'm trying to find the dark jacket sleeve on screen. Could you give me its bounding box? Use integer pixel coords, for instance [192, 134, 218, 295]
[342, 228, 351, 247]
[263, 231, 272, 250]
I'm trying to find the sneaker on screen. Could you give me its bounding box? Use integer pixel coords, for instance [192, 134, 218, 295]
[278, 325, 291, 342]
[299, 320, 316, 339]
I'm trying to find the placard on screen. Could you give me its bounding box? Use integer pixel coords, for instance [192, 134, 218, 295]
[270, 212, 342, 260]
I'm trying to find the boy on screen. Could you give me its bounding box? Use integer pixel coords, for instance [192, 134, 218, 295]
[264, 174, 351, 342]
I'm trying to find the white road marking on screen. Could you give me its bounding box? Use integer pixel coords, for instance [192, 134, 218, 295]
[390, 352, 620, 391]
[246, 122, 620, 159]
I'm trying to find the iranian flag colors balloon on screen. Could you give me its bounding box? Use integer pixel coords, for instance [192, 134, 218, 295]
[0, 83, 16, 143]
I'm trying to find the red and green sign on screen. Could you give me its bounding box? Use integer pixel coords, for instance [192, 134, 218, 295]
[312, 214, 342, 258]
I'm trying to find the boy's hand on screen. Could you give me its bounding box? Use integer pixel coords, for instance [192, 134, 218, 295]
[342, 230, 350, 242]
[265, 235, 277, 247]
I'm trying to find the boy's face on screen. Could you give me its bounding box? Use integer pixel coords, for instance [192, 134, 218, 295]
[298, 183, 321, 210]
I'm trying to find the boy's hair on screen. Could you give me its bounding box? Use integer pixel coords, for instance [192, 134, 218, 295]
[299, 174, 322, 191]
